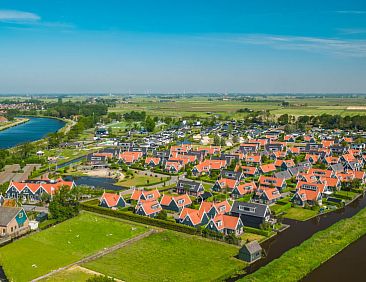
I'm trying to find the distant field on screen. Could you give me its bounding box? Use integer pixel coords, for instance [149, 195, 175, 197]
[0, 212, 147, 282]
[83, 230, 246, 282]
[109, 96, 366, 118]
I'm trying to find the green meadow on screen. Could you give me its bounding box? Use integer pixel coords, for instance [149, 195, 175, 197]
[0, 212, 147, 282]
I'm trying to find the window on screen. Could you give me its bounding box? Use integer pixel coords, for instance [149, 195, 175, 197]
[239, 206, 256, 213]
[217, 220, 222, 227]
[177, 199, 184, 205]
[146, 194, 153, 199]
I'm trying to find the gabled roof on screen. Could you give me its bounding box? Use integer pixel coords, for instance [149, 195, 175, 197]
[258, 175, 284, 188]
[209, 214, 242, 231]
[231, 201, 270, 218]
[243, 240, 262, 254]
[260, 163, 277, 173]
[145, 157, 161, 165]
[130, 188, 160, 201]
[8, 180, 74, 195]
[0, 207, 25, 226]
[259, 187, 281, 201]
[160, 194, 192, 208]
[294, 188, 320, 202]
[241, 166, 258, 175]
[215, 178, 238, 189]
[199, 200, 231, 215]
[136, 199, 162, 215]
[235, 182, 257, 195]
[179, 207, 207, 226]
[100, 192, 124, 207]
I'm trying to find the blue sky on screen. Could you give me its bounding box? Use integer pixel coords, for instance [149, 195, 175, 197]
[1, 0, 366, 93]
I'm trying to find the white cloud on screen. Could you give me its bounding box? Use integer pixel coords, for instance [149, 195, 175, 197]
[335, 10, 366, 15]
[337, 28, 366, 35]
[0, 9, 40, 23]
[222, 34, 366, 58]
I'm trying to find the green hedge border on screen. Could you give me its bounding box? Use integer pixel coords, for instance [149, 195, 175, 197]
[80, 201, 200, 235]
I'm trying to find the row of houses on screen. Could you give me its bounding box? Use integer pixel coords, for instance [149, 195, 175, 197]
[100, 187, 274, 235]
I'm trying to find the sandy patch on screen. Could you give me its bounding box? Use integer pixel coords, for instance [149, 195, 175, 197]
[84, 169, 125, 181]
[347, 106, 366, 110]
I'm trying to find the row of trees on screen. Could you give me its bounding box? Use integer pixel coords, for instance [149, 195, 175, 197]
[278, 113, 366, 131]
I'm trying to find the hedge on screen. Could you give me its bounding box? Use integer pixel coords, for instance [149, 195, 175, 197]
[244, 226, 272, 237]
[80, 202, 200, 235]
[272, 202, 291, 215]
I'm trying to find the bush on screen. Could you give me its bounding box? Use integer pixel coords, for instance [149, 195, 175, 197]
[244, 226, 272, 237]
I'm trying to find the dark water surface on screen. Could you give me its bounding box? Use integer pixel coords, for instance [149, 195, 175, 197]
[302, 234, 366, 282]
[231, 194, 366, 281]
[64, 175, 125, 190]
[0, 117, 65, 148]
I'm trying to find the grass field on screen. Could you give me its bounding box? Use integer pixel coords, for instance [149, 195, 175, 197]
[0, 212, 147, 282]
[283, 207, 318, 221]
[83, 230, 246, 282]
[241, 206, 366, 282]
[40, 266, 95, 282]
[109, 96, 366, 119]
[117, 174, 168, 187]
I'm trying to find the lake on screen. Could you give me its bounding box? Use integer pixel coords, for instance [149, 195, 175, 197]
[0, 117, 65, 149]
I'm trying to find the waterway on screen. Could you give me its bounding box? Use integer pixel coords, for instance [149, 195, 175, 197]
[302, 233, 366, 281]
[64, 175, 125, 191]
[232, 194, 366, 281]
[0, 117, 65, 149]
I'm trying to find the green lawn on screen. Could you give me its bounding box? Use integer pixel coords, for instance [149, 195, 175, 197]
[240, 232, 265, 244]
[40, 267, 95, 282]
[283, 207, 318, 221]
[241, 206, 366, 282]
[0, 212, 147, 282]
[83, 230, 246, 282]
[118, 174, 168, 187]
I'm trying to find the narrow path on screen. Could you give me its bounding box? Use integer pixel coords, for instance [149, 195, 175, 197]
[31, 229, 157, 282]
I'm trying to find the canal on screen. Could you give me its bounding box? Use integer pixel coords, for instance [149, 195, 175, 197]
[232, 194, 366, 280]
[302, 233, 366, 281]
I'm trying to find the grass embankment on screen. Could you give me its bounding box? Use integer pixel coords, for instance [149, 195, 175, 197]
[0, 212, 147, 282]
[0, 117, 29, 131]
[241, 206, 366, 282]
[117, 174, 168, 187]
[283, 207, 319, 221]
[83, 230, 246, 282]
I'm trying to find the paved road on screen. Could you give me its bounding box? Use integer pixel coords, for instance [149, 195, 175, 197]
[22, 205, 49, 214]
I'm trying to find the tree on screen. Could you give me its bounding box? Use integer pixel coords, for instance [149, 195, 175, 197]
[213, 135, 221, 146]
[156, 209, 167, 220]
[145, 116, 156, 132]
[49, 185, 79, 221]
[232, 135, 240, 144]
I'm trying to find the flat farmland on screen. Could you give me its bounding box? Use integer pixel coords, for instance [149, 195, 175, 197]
[0, 212, 147, 282]
[83, 230, 246, 282]
[109, 96, 366, 118]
